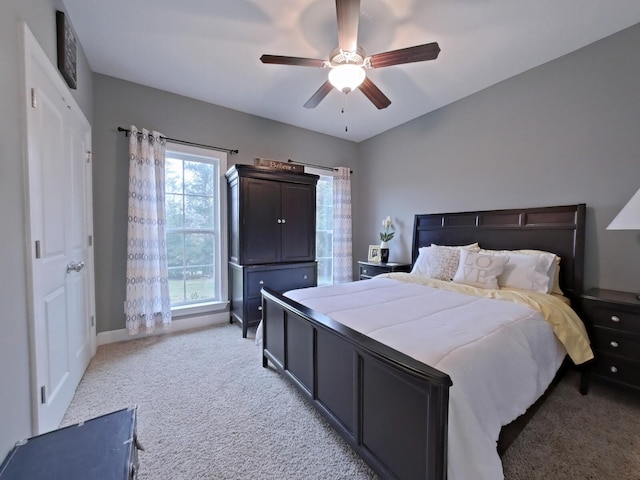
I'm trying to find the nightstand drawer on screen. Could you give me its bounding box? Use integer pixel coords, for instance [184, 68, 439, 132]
[358, 261, 411, 280]
[585, 306, 640, 336]
[360, 264, 390, 278]
[593, 353, 640, 388]
[592, 328, 640, 360]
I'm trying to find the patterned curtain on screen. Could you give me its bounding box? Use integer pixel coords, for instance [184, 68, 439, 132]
[125, 126, 172, 334]
[332, 167, 353, 283]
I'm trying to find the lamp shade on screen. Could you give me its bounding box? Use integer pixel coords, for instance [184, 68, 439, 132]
[328, 64, 366, 93]
[607, 188, 640, 230]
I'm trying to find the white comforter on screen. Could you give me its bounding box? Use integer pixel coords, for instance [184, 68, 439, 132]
[281, 277, 567, 480]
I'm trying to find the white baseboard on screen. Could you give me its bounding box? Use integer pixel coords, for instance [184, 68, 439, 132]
[96, 311, 231, 346]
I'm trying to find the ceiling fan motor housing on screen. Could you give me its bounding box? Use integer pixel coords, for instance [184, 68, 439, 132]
[329, 46, 367, 67]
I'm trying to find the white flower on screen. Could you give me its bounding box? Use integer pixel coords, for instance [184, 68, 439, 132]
[380, 216, 395, 242]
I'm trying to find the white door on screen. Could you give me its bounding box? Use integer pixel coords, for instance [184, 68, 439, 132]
[23, 25, 96, 434]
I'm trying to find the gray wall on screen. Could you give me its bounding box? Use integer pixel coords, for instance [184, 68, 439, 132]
[0, 0, 93, 459]
[357, 22, 640, 294]
[92, 74, 359, 333]
[3, 0, 639, 461]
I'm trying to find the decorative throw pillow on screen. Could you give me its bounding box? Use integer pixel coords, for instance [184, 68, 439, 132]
[453, 250, 509, 289]
[426, 245, 464, 280]
[411, 243, 480, 280]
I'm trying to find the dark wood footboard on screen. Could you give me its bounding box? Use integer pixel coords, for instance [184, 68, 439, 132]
[261, 287, 452, 480]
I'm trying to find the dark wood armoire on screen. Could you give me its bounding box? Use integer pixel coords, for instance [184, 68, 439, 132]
[225, 164, 319, 337]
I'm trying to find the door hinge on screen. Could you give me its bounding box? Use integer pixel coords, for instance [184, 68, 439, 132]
[40, 386, 46, 404]
[35, 240, 41, 259]
[31, 88, 37, 108]
[91, 316, 95, 327]
[88, 235, 93, 247]
[86, 151, 92, 163]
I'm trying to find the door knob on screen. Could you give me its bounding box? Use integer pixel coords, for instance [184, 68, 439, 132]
[66, 261, 85, 273]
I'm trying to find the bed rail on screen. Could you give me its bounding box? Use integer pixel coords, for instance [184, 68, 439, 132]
[261, 287, 451, 480]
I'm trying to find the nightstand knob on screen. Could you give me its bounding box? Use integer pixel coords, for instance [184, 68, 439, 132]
[610, 366, 618, 373]
[257, 306, 262, 311]
[303, 275, 308, 279]
[259, 280, 264, 285]
[363, 269, 368, 274]
[611, 315, 620, 323]
[610, 341, 619, 348]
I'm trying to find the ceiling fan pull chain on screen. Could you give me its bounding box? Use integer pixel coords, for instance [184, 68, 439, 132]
[343, 93, 349, 132]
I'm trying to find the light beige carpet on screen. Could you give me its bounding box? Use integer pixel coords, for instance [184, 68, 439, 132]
[62, 324, 640, 479]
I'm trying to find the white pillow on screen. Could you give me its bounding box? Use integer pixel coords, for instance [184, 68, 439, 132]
[431, 242, 480, 250]
[479, 248, 558, 294]
[551, 261, 562, 295]
[411, 247, 432, 277]
[499, 253, 553, 293]
[515, 249, 562, 295]
[453, 250, 509, 289]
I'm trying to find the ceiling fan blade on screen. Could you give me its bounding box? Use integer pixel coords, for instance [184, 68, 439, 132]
[336, 0, 360, 52]
[260, 55, 326, 68]
[358, 77, 391, 109]
[369, 42, 441, 68]
[304, 81, 334, 109]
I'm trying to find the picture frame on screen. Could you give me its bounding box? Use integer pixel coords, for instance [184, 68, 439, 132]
[367, 245, 381, 263]
[56, 11, 77, 89]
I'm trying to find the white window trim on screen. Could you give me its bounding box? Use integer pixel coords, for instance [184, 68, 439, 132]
[306, 166, 336, 286]
[165, 142, 228, 318]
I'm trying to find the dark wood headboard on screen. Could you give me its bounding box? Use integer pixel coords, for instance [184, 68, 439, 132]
[411, 204, 586, 303]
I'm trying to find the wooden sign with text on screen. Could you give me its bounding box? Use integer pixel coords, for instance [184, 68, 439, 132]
[254, 158, 304, 173]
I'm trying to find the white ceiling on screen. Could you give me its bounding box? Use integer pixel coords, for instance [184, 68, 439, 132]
[62, 0, 640, 143]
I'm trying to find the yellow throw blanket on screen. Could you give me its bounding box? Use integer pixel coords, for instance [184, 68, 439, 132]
[380, 272, 594, 365]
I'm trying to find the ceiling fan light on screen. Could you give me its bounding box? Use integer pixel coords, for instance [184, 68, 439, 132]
[328, 64, 366, 93]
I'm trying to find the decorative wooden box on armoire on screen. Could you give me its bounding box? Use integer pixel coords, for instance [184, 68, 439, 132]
[225, 164, 319, 337]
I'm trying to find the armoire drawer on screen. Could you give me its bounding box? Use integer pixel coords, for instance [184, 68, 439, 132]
[244, 297, 264, 323]
[246, 264, 316, 296]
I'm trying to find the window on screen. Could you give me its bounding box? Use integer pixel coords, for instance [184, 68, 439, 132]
[164, 143, 227, 314]
[309, 169, 334, 286]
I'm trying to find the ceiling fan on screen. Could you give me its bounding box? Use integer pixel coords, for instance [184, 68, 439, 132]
[260, 0, 440, 110]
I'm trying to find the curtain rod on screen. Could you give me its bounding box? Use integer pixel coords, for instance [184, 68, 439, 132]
[117, 127, 238, 155]
[287, 159, 353, 174]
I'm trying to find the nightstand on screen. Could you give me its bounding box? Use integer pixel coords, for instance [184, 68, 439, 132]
[581, 288, 640, 393]
[358, 261, 411, 280]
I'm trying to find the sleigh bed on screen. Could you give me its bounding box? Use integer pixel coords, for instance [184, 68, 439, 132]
[260, 204, 591, 480]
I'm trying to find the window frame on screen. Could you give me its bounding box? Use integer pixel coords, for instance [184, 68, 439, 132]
[306, 166, 335, 286]
[165, 142, 228, 317]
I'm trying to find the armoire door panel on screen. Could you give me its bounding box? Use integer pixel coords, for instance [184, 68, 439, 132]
[241, 178, 281, 264]
[281, 184, 316, 262]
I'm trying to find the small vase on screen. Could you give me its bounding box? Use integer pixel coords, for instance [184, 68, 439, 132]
[380, 241, 389, 263]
